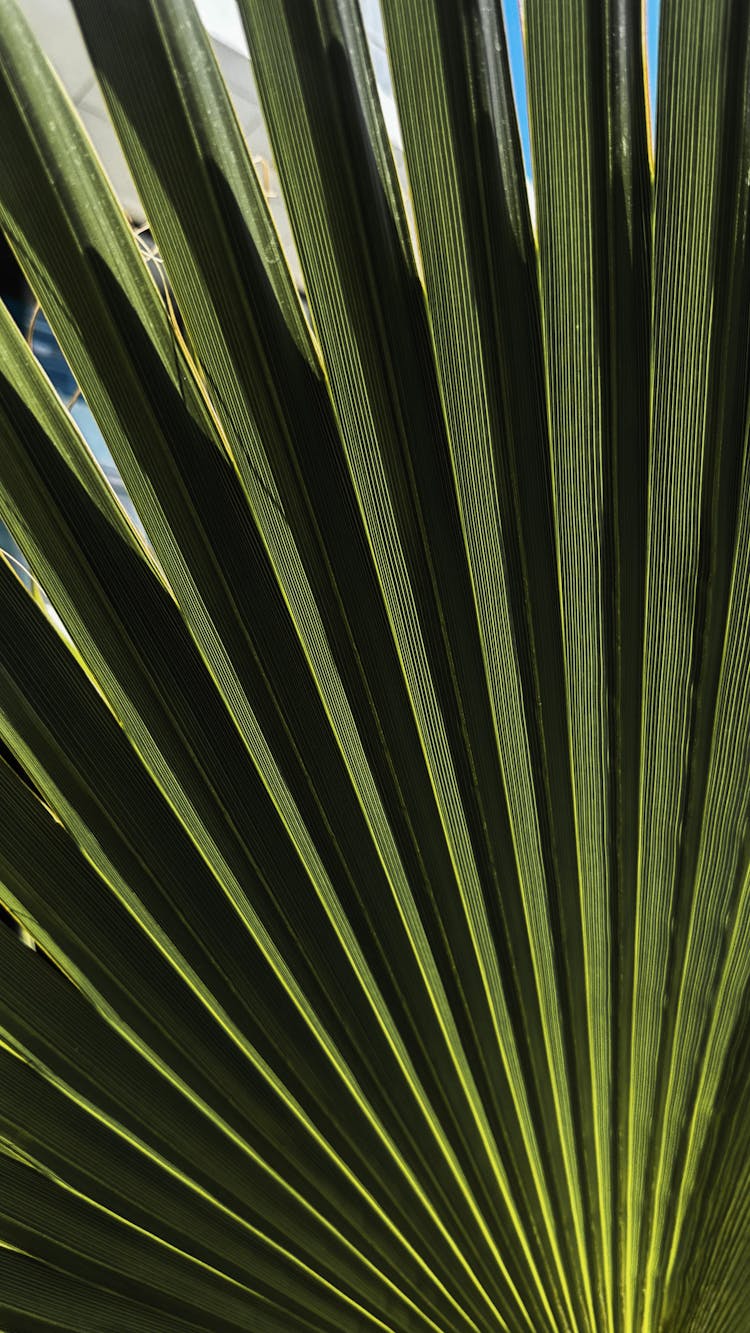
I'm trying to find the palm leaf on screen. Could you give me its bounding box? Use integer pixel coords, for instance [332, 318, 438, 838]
[0, 0, 747, 1329]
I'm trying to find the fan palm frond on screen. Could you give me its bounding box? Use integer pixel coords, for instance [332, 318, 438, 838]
[0, 1, 748, 1329]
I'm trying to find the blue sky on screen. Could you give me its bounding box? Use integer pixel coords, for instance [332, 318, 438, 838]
[196, 0, 661, 181]
[501, 1, 660, 178]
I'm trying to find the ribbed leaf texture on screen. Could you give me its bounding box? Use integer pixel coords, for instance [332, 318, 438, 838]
[0, 1, 748, 1329]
